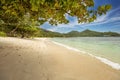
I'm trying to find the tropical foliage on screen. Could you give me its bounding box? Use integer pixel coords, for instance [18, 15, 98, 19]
[0, 0, 112, 38]
[0, 31, 6, 37]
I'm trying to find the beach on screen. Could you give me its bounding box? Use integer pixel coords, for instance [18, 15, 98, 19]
[0, 37, 120, 80]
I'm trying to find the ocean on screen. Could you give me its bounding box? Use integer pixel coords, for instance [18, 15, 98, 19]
[52, 37, 120, 70]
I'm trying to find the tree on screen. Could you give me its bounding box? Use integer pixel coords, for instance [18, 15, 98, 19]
[15, 25, 39, 38]
[0, 0, 112, 37]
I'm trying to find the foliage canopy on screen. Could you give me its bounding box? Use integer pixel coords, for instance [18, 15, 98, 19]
[0, 0, 112, 37]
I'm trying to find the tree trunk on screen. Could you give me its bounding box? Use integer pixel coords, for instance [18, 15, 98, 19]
[21, 34, 24, 38]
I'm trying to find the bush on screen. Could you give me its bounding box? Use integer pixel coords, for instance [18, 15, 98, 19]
[0, 31, 6, 37]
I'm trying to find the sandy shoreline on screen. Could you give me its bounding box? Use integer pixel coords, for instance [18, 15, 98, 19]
[52, 41, 120, 70]
[0, 37, 120, 80]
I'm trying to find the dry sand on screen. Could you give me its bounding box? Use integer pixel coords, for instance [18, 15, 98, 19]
[0, 37, 120, 80]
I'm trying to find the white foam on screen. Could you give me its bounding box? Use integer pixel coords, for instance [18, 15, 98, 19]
[95, 56, 120, 70]
[52, 41, 120, 70]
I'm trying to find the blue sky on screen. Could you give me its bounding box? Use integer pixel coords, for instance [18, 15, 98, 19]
[41, 0, 120, 33]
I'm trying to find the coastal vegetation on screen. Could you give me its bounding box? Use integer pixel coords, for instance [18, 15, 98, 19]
[0, 0, 112, 38]
[0, 31, 6, 37]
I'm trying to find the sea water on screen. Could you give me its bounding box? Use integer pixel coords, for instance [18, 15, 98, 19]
[52, 37, 120, 70]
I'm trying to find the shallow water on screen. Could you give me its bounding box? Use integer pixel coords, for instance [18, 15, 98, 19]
[52, 37, 120, 65]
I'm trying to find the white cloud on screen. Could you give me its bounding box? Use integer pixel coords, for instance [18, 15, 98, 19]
[80, 7, 120, 27]
[94, 15, 107, 23]
[42, 7, 120, 33]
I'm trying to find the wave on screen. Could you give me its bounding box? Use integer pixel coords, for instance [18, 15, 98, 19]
[52, 41, 120, 70]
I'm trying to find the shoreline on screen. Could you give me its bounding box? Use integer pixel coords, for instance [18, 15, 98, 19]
[52, 41, 120, 70]
[0, 37, 120, 80]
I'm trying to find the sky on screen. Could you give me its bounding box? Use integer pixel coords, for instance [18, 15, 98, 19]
[41, 0, 120, 33]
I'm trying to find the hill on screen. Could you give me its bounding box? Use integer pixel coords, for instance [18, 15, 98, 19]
[65, 29, 120, 37]
[39, 29, 120, 37]
[38, 29, 63, 37]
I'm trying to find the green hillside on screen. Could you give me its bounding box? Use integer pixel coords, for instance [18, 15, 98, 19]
[65, 29, 120, 37]
[38, 29, 120, 37]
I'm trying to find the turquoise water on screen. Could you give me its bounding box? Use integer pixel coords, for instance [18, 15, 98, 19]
[52, 37, 120, 64]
